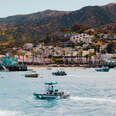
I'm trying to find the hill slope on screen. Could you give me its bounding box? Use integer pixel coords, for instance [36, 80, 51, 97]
[0, 3, 116, 43]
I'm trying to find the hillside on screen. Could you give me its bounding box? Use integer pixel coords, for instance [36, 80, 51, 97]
[0, 3, 116, 43]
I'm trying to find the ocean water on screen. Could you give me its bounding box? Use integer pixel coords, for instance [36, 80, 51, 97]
[0, 68, 116, 116]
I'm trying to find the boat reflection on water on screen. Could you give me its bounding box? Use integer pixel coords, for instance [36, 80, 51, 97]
[33, 82, 70, 100]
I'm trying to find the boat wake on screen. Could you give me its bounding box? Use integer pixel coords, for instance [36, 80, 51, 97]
[70, 96, 116, 103]
[0, 110, 28, 116]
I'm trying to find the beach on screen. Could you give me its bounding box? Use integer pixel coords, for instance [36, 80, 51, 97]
[27, 65, 89, 70]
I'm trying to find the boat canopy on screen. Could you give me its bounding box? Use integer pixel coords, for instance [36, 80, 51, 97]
[44, 82, 58, 85]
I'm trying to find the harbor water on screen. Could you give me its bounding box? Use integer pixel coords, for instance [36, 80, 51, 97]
[0, 68, 116, 116]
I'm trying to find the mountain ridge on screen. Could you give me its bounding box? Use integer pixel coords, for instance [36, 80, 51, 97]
[0, 3, 116, 27]
[0, 3, 116, 43]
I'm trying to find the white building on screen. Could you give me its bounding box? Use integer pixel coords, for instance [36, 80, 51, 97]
[82, 49, 95, 56]
[24, 43, 33, 49]
[70, 33, 93, 43]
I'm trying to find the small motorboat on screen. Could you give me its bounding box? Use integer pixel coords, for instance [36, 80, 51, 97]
[52, 71, 67, 76]
[25, 73, 38, 78]
[33, 82, 70, 100]
[95, 67, 110, 72]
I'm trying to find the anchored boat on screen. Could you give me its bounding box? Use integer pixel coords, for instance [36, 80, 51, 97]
[52, 71, 67, 76]
[33, 82, 70, 100]
[25, 73, 38, 78]
[95, 67, 110, 72]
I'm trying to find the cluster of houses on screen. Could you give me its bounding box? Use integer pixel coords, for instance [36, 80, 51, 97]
[70, 33, 93, 43]
[13, 32, 115, 65]
[0, 31, 115, 66]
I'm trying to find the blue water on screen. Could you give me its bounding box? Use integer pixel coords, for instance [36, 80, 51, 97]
[0, 68, 116, 116]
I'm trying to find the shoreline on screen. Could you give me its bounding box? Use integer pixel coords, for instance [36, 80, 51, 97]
[27, 65, 98, 69]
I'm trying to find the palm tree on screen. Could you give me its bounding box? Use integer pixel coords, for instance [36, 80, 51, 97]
[20, 52, 25, 63]
[30, 48, 35, 63]
[76, 53, 79, 64]
[10, 50, 17, 57]
[70, 52, 74, 64]
[48, 54, 53, 64]
[78, 50, 83, 64]
[17, 52, 21, 59]
[56, 51, 59, 56]
[62, 49, 66, 64]
[78, 50, 83, 57]
[30, 48, 40, 64]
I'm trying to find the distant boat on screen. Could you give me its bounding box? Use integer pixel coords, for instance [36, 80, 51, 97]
[25, 73, 38, 78]
[52, 71, 67, 76]
[95, 67, 110, 72]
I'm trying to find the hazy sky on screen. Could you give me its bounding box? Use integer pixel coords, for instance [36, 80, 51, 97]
[0, 0, 116, 17]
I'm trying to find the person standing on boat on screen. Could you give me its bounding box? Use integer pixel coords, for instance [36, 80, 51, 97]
[50, 86, 54, 94]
